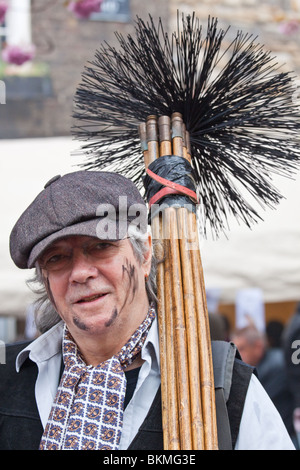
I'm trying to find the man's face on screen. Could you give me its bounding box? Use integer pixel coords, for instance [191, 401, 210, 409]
[39, 235, 151, 348]
[232, 335, 264, 366]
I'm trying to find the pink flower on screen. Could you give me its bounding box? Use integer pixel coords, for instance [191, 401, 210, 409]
[2, 44, 36, 66]
[0, 1, 8, 24]
[278, 20, 300, 35]
[67, 0, 102, 19]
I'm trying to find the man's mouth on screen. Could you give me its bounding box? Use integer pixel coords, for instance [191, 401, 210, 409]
[76, 293, 107, 304]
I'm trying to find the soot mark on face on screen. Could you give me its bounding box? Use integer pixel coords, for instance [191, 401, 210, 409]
[122, 258, 139, 305]
[104, 259, 139, 329]
[73, 315, 90, 331]
[105, 307, 118, 327]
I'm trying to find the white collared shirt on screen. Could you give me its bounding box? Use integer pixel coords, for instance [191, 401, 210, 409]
[16, 319, 294, 450]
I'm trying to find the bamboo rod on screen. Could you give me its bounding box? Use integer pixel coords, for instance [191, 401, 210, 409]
[157, 113, 196, 449]
[146, 115, 159, 163]
[163, 217, 180, 450]
[188, 211, 218, 449]
[179, 113, 218, 449]
[158, 115, 172, 156]
[173, 115, 217, 448]
[185, 127, 192, 161]
[169, 113, 204, 449]
[152, 215, 170, 447]
[138, 123, 149, 167]
[166, 207, 192, 449]
[182, 123, 188, 161]
[168, 113, 201, 448]
[142, 116, 180, 449]
[139, 112, 218, 450]
[157, 114, 180, 448]
[171, 112, 184, 157]
[177, 207, 204, 449]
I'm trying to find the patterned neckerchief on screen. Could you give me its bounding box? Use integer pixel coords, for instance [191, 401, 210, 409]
[39, 305, 156, 450]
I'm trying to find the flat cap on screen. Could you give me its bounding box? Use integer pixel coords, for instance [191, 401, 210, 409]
[10, 171, 147, 269]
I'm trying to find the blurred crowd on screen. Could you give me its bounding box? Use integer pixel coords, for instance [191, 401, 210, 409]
[209, 302, 300, 449]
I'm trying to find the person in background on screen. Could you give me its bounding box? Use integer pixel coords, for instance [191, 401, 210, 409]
[266, 320, 284, 349]
[231, 324, 295, 444]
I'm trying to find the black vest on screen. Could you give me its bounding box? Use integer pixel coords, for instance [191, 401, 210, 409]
[0, 341, 253, 450]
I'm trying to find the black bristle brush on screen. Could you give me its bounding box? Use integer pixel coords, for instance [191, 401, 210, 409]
[72, 12, 300, 235]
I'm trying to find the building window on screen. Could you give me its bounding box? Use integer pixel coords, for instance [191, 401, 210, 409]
[5, 0, 32, 47]
[91, 0, 130, 23]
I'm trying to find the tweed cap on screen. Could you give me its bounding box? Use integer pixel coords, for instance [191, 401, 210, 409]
[10, 171, 147, 269]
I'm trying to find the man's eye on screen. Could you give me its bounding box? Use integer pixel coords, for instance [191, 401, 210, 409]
[88, 241, 119, 258]
[94, 242, 112, 250]
[43, 254, 69, 269]
[90, 242, 112, 253]
[47, 254, 64, 263]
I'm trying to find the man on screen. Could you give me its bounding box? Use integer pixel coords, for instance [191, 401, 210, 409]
[232, 325, 294, 443]
[0, 171, 294, 450]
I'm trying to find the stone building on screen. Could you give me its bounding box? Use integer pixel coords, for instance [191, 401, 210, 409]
[0, 0, 299, 138]
[171, 0, 300, 73]
[0, 0, 169, 138]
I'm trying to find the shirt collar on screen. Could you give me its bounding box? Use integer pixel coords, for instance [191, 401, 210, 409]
[16, 321, 64, 372]
[16, 315, 160, 372]
[141, 316, 160, 370]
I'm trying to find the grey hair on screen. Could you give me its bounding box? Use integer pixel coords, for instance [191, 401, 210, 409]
[27, 228, 157, 334]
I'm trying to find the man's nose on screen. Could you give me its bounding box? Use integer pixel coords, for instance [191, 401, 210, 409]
[69, 252, 99, 284]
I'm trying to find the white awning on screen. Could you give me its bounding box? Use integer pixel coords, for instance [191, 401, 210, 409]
[0, 136, 299, 317]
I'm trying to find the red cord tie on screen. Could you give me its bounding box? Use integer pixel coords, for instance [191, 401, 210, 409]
[146, 168, 198, 209]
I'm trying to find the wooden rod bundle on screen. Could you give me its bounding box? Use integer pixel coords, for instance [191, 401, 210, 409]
[139, 113, 218, 450]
